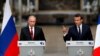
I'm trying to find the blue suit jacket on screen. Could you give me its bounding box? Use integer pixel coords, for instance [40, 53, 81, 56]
[64, 24, 93, 41]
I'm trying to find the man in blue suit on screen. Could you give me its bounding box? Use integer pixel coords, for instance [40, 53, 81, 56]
[63, 14, 93, 42]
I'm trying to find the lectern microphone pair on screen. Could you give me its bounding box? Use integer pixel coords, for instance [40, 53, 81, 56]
[66, 41, 94, 56]
[18, 41, 45, 56]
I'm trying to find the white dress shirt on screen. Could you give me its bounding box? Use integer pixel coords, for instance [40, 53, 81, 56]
[77, 24, 82, 34]
[29, 26, 35, 37]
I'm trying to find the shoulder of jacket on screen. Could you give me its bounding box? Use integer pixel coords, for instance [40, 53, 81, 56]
[35, 26, 42, 29]
[21, 26, 28, 30]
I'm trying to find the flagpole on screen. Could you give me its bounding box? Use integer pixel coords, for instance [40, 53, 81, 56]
[18, 0, 22, 38]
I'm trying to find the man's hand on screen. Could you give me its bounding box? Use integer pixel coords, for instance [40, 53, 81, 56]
[62, 25, 68, 36]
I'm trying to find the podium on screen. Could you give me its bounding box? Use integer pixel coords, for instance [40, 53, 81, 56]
[18, 41, 45, 56]
[66, 41, 94, 56]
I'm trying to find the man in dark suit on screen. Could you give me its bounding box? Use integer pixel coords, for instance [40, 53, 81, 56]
[20, 15, 46, 41]
[63, 14, 93, 42]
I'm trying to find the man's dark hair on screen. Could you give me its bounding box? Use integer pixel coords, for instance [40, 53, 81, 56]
[74, 14, 83, 20]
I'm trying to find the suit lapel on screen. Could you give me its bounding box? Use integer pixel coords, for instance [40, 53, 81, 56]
[26, 26, 32, 40]
[74, 25, 79, 35]
[34, 27, 36, 39]
[34, 27, 39, 39]
[82, 24, 85, 37]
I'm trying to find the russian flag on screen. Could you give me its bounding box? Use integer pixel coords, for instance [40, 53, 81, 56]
[93, 15, 100, 56]
[0, 0, 19, 56]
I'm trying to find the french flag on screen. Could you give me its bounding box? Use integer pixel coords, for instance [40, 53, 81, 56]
[0, 0, 19, 56]
[93, 15, 100, 56]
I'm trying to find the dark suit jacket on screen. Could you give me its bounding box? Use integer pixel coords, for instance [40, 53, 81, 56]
[64, 24, 93, 42]
[20, 26, 46, 41]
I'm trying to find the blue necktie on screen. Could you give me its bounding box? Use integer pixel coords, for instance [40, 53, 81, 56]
[78, 26, 81, 39]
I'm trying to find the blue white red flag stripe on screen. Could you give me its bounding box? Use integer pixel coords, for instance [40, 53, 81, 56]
[0, 0, 19, 56]
[93, 15, 100, 56]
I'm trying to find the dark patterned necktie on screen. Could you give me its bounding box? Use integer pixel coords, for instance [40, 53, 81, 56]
[30, 27, 34, 39]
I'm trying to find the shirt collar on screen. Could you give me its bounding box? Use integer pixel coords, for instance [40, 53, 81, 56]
[77, 24, 82, 28]
[80, 24, 82, 28]
[29, 26, 34, 29]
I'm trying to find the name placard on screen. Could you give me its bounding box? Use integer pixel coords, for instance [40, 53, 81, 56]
[18, 41, 46, 46]
[66, 41, 94, 46]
